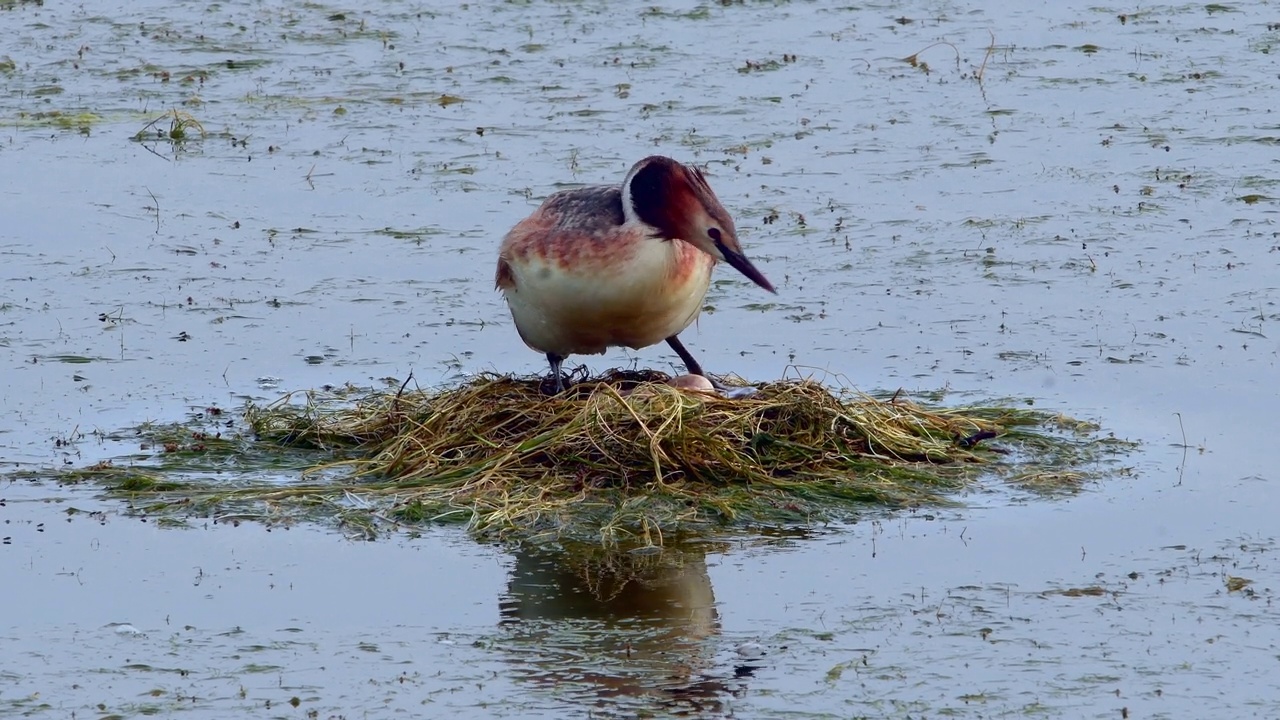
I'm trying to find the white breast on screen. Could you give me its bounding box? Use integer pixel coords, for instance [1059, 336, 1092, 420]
[504, 238, 713, 357]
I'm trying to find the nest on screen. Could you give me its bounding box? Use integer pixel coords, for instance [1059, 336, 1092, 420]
[234, 370, 1107, 545]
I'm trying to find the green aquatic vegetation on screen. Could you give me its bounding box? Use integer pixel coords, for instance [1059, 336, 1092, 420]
[10, 110, 104, 132]
[133, 109, 207, 143]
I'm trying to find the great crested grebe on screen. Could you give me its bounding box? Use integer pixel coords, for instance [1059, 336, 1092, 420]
[495, 155, 774, 393]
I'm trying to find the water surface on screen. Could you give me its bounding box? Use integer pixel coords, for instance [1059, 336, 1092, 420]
[2, 1, 1278, 717]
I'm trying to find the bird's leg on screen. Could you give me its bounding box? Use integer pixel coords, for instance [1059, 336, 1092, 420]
[666, 334, 732, 390]
[665, 334, 704, 376]
[546, 352, 567, 394]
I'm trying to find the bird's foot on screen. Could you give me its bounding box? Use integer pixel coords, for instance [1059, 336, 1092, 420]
[539, 374, 568, 396]
[700, 374, 760, 399]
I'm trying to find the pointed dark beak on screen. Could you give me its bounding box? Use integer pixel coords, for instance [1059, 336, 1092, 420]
[716, 240, 776, 294]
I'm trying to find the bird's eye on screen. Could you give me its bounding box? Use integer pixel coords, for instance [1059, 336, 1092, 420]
[708, 228, 722, 242]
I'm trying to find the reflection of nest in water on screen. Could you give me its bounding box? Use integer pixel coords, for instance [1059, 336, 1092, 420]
[502, 544, 723, 629]
[571, 545, 713, 604]
[236, 370, 1112, 545]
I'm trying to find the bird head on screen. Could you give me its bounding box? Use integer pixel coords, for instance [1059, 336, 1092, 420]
[622, 156, 776, 294]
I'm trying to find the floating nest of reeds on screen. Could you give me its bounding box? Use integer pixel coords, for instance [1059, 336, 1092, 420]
[50, 371, 1127, 543]
[205, 369, 1122, 544]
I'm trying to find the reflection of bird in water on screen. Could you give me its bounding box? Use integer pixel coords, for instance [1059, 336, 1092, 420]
[499, 546, 752, 713]
[496, 156, 775, 393]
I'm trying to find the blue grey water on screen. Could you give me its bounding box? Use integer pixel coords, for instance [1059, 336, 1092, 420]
[1, 1, 1277, 717]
